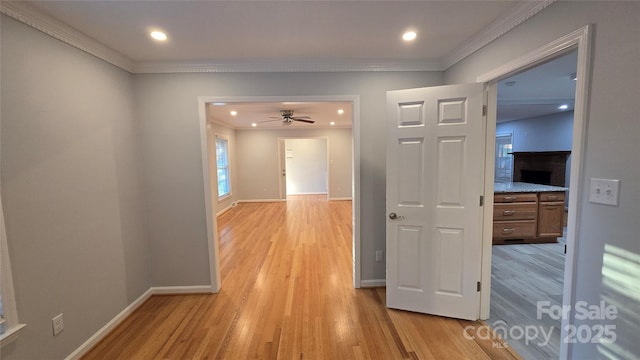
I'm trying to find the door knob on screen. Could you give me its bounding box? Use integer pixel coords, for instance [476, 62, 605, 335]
[389, 212, 404, 220]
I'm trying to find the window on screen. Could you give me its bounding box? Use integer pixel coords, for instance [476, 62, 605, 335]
[1, 194, 26, 346]
[215, 136, 231, 199]
[495, 133, 513, 183]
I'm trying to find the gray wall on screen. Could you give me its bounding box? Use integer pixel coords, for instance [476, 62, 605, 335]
[135, 71, 443, 286]
[285, 138, 328, 195]
[446, 2, 640, 359]
[497, 111, 574, 187]
[1, 16, 149, 359]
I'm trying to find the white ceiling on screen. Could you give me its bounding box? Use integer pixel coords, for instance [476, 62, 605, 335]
[4, 1, 571, 125]
[207, 101, 352, 129]
[497, 49, 578, 122]
[25, 0, 521, 65]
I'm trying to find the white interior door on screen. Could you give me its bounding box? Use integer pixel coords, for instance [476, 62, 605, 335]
[278, 138, 287, 200]
[386, 83, 485, 320]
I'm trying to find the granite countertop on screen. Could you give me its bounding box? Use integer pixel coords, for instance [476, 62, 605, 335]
[494, 182, 568, 193]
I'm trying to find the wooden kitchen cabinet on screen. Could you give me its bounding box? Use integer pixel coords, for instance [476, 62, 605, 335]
[492, 190, 565, 245]
[537, 192, 565, 238]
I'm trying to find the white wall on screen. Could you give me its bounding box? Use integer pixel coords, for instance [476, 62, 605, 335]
[446, 2, 640, 359]
[1, 16, 149, 359]
[135, 71, 443, 285]
[285, 138, 328, 195]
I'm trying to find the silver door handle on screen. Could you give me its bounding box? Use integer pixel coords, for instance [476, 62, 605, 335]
[389, 212, 404, 220]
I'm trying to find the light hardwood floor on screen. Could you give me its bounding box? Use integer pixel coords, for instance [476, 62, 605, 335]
[83, 195, 519, 359]
[489, 236, 566, 360]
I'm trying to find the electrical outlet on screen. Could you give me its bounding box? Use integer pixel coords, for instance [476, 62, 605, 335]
[375, 250, 384, 262]
[52, 313, 64, 336]
[589, 178, 620, 206]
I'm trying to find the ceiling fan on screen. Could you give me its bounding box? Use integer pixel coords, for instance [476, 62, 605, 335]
[260, 110, 314, 126]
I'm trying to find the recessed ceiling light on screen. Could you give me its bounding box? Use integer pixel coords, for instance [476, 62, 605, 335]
[402, 31, 417, 42]
[251, 123, 257, 127]
[558, 104, 569, 110]
[330, 122, 336, 126]
[337, 109, 344, 115]
[150, 31, 167, 41]
[230, 111, 237, 116]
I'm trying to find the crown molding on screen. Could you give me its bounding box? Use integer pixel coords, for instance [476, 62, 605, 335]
[0, 1, 134, 72]
[441, 0, 556, 70]
[132, 59, 443, 74]
[2, 1, 554, 74]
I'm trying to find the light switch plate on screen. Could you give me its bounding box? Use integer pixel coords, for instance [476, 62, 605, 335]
[589, 178, 620, 206]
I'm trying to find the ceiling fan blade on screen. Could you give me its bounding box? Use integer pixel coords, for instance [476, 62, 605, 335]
[258, 119, 283, 123]
[292, 118, 315, 124]
[268, 116, 281, 119]
[291, 116, 312, 120]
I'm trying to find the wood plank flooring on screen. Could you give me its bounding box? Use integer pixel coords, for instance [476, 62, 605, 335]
[489, 235, 566, 360]
[83, 195, 519, 359]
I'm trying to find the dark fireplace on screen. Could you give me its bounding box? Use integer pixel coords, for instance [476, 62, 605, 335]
[511, 151, 571, 187]
[521, 170, 552, 185]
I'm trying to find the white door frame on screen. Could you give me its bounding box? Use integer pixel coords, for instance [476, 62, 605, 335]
[477, 25, 592, 360]
[197, 95, 362, 292]
[278, 137, 330, 200]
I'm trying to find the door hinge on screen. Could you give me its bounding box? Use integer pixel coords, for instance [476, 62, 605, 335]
[479, 195, 484, 206]
[477, 281, 481, 292]
[482, 105, 487, 116]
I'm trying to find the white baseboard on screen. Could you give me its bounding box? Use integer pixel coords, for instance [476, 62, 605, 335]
[216, 204, 233, 217]
[66, 285, 213, 359]
[360, 279, 386, 288]
[329, 197, 352, 201]
[150, 285, 213, 295]
[237, 199, 281, 203]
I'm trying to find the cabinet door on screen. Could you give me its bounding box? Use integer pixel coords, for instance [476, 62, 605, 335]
[538, 201, 564, 237]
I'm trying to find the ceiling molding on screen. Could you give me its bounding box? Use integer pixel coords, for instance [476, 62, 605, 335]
[133, 59, 443, 74]
[441, 0, 556, 70]
[2, 1, 554, 74]
[0, 1, 134, 72]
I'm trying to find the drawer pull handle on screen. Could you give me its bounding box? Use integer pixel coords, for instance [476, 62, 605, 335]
[502, 210, 516, 216]
[501, 228, 515, 234]
[503, 196, 517, 201]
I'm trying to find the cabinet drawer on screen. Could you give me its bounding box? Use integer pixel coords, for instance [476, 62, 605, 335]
[539, 192, 565, 202]
[493, 203, 538, 221]
[493, 220, 536, 239]
[494, 193, 538, 203]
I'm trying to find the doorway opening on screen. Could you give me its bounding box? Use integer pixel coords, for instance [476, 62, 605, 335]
[198, 96, 361, 291]
[478, 25, 592, 360]
[489, 49, 577, 359]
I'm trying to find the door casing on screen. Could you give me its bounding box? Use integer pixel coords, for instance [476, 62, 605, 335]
[477, 25, 592, 360]
[197, 95, 362, 291]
